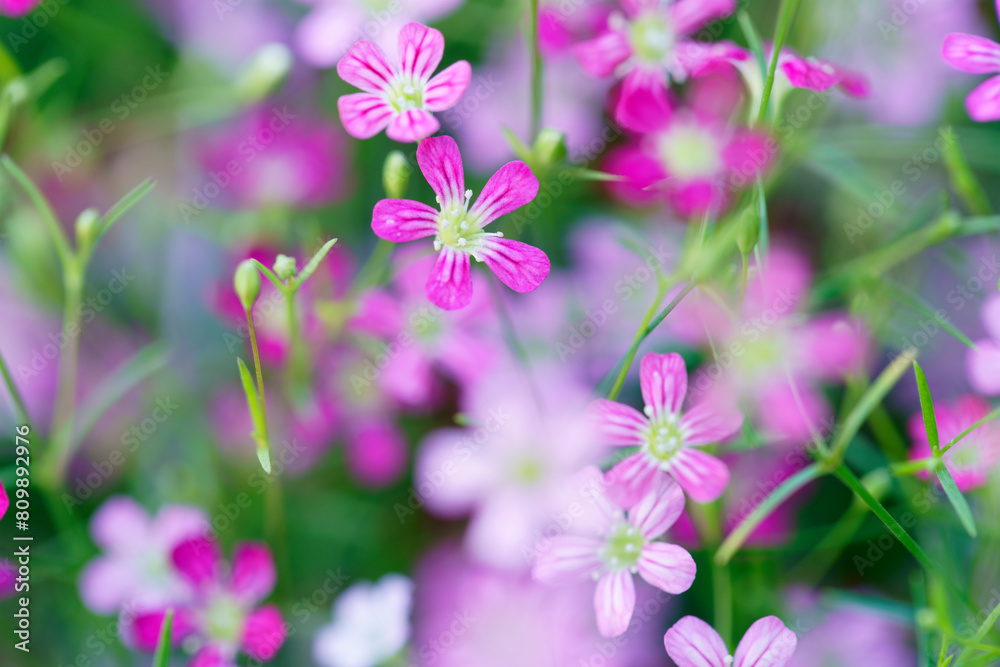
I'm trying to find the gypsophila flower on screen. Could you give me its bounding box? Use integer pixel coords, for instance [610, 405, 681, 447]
[664, 615, 797, 667]
[942, 14, 1000, 122]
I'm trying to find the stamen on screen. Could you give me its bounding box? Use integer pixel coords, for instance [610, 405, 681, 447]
[457, 238, 467, 247]
[643, 406, 654, 417]
[495, 232, 504, 237]
[464, 189, 473, 200]
[403, 84, 415, 94]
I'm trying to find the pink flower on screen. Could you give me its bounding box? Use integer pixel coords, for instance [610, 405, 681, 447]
[337, 23, 471, 142]
[967, 293, 1000, 395]
[371, 135, 550, 309]
[0, 479, 7, 523]
[533, 467, 695, 638]
[0, 560, 15, 600]
[591, 352, 742, 505]
[604, 92, 772, 217]
[573, 0, 736, 123]
[907, 394, 1000, 491]
[132, 538, 286, 666]
[78, 497, 209, 616]
[0, 0, 39, 17]
[943, 21, 1000, 121]
[664, 615, 796, 667]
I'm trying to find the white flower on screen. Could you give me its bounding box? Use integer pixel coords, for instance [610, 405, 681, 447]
[313, 574, 414, 667]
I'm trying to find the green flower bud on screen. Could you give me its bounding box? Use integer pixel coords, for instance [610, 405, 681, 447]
[235, 43, 292, 102]
[75, 208, 100, 247]
[382, 150, 412, 199]
[531, 128, 567, 169]
[234, 260, 261, 311]
[273, 254, 297, 281]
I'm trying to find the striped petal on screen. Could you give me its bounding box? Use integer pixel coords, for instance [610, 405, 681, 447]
[942, 33, 1000, 74]
[387, 108, 440, 143]
[337, 40, 395, 94]
[476, 237, 550, 294]
[398, 22, 444, 82]
[594, 569, 636, 638]
[733, 616, 797, 667]
[426, 247, 473, 309]
[588, 399, 649, 446]
[470, 160, 539, 226]
[337, 93, 395, 139]
[532, 535, 603, 584]
[664, 616, 729, 667]
[417, 135, 465, 208]
[637, 542, 696, 594]
[669, 448, 729, 503]
[372, 199, 440, 242]
[629, 476, 685, 539]
[640, 352, 688, 420]
[966, 75, 1000, 122]
[425, 61, 472, 111]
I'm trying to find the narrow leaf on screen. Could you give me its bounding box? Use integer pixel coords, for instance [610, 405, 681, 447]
[935, 462, 977, 537]
[237, 357, 266, 442]
[737, 10, 767, 82]
[882, 280, 975, 349]
[152, 608, 174, 667]
[913, 362, 940, 455]
[1, 154, 71, 264]
[941, 405, 1000, 454]
[295, 238, 338, 288]
[251, 259, 286, 292]
[501, 126, 533, 163]
[98, 178, 155, 241]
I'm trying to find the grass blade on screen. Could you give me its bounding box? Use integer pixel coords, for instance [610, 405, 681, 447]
[152, 608, 174, 667]
[98, 178, 154, 241]
[1, 154, 71, 264]
[295, 238, 338, 288]
[935, 462, 977, 538]
[913, 361, 940, 455]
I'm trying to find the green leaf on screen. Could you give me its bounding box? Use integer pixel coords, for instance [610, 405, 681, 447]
[941, 405, 1000, 454]
[152, 608, 174, 667]
[882, 281, 975, 349]
[756, 179, 769, 258]
[97, 178, 155, 242]
[294, 238, 338, 288]
[566, 167, 623, 182]
[0, 345, 30, 428]
[501, 126, 533, 163]
[1, 154, 72, 264]
[737, 10, 768, 83]
[914, 362, 940, 455]
[935, 461, 977, 537]
[251, 259, 286, 292]
[237, 357, 266, 446]
[757, 0, 802, 122]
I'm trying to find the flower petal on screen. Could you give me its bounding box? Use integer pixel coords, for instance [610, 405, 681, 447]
[90, 496, 150, 551]
[733, 616, 797, 667]
[476, 237, 550, 294]
[669, 0, 736, 35]
[637, 542, 696, 594]
[942, 33, 1000, 74]
[967, 340, 1000, 396]
[231, 542, 276, 603]
[398, 22, 444, 82]
[663, 615, 729, 667]
[640, 352, 688, 419]
[604, 452, 661, 509]
[615, 69, 672, 133]
[629, 476, 685, 539]
[669, 448, 729, 503]
[337, 40, 395, 94]
[574, 30, 632, 78]
[337, 93, 395, 139]
[966, 75, 1000, 122]
[594, 569, 636, 638]
[241, 605, 287, 661]
[387, 108, 440, 143]
[171, 536, 220, 590]
[425, 60, 472, 111]
[532, 536, 603, 584]
[470, 160, 539, 226]
[372, 199, 440, 242]
[189, 647, 226, 667]
[417, 135, 465, 207]
[426, 247, 473, 309]
[0, 481, 7, 523]
[79, 556, 140, 614]
[680, 401, 743, 446]
[130, 609, 196, 651]
[588, 399, 649, 446]
[779, 54, 841, 92]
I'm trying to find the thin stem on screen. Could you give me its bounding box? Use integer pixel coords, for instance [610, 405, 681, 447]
[713, 560, 733, 648]
[0, 346, 30, 427]
[940, 406, 1000, 455]
[757, 0, 801, 123]
[352, 239, 394, 294]
[528, 0, 543, 141]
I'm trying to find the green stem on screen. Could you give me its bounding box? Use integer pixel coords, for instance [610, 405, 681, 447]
[529, 0, 543, 141]
[757, 0, 802, 123]
[955, 589, 1000, 663]
[940, 406, 1000, 455]
[0, 346, 30, 427]
[713, 559, 733, 648]
[353, 239, 394, 294]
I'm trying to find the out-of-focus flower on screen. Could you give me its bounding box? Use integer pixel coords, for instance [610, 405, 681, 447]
[313, 574, 413, 667]
[415, 367, 601, 569]
[967, 293, 1000, 395]
[351, 249, 500, 406]
[664, 615, 797, 667]
[295, 0, 463, 69]
[533, 467, 695, 637]
[0, 560, 15, 600]
[413, 543, 666, 667]
[605, 91, 772, 217]
[573, 0, 736, 123]
[371, 135, 550, 309]
[132, 538, 286, 666]
[592, 352, 742, 505]
[79, 497, 209, 615]
[942, 29, 1000, 122]
[196, 110, 350, 209]
[0, 479, 8, 522]
[0, 0, 39, 17]
[908, 394, 1000, 491]
[337, 23, 471, 142]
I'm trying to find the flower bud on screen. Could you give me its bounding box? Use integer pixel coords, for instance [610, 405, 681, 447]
[531, 128, 567, 168]
[234, 260, 261, 311]
[235, 43, 292, 102]
[273, 254, 297, 280]
[382, 150, 412, 199]
[75, 208, 100, 247]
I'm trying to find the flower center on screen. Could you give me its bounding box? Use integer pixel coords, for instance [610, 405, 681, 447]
[658, 123, 723, 180]
[602, 522, 645, 571]
[388, 79, 424, 113]
[204, 595, 246, 645]
[628, 12, 676, 64]
[433, 189, 505, 254]
[512, 456, 545, 485]
[644, 411, 684, 464]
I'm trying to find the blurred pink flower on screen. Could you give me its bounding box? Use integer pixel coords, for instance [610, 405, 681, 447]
[0, 0, 39, 17]
[908, 394, 1000, 491]
[337, 22, 471, 142]
[0, 560, 15, 600]
[593, 352, 742, 505]
[371, 135, 550, 309]
[415, 367, 601, 569]
[0, 479, 7, 523]
[967, 293, 1000, 395]
[295, 0, 463, 68]
[533, 467, 695, 637]
[664, 615, 796, 667]
[79, 497, 209, 615]
[197, 110, 350, 209]
[942, 15, 1000, 121]
[132, 538, 286, 666]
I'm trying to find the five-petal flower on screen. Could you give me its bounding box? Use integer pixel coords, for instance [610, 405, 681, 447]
[664, 615, 797, 667]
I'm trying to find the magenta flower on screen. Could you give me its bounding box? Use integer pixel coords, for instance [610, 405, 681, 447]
[664, 615, 797, 667]
[967, 293, 1000, 395]
[907, 394, 1000, 491]
[337, 22, 471, 142]
[533, 467, 695, 638]
[133, 537, 286, 666]
[591, 352, 742, 505]
[0, 479, 7, 523]
[371, 135, 550, 310]
[942, 23, 1000, 121]
[573, 0, 736, 122]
